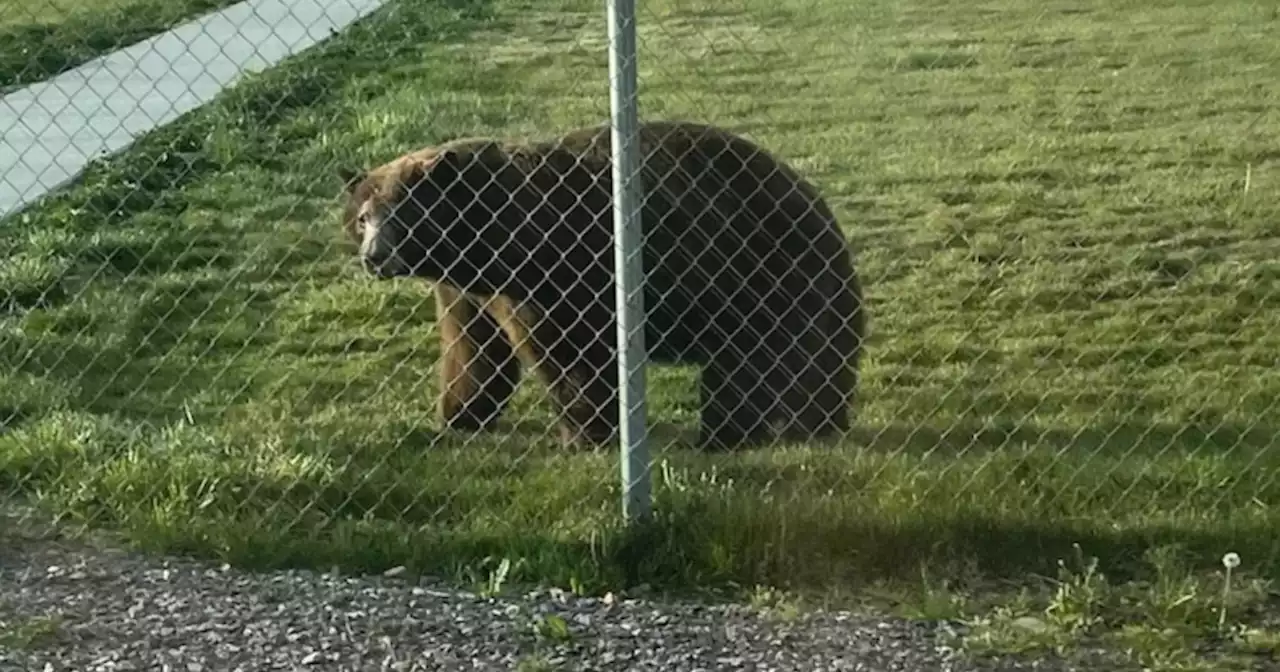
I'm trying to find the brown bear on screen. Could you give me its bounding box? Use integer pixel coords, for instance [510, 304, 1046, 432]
[337, 120, 865, 450]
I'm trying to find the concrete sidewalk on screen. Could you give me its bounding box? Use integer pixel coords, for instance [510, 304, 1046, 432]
[0, 0, 387, 220]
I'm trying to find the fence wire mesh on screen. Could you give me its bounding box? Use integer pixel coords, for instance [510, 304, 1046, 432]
[1, 0, 1278, 606]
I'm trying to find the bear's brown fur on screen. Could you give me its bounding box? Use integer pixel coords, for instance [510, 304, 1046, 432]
[338, 120, 864, 450]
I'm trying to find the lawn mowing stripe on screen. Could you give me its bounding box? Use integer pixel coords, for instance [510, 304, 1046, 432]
[0, 0, 246, 92]
[0, 0, 389, 220]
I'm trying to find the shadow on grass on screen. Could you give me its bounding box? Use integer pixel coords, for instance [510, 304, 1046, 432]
[50, 473, 1280, 594]
[850, 418, 1279, 459]
[627, 509, 1280, 591]
[0, 406, 31, 434]
[5, 408, 1277, 595]
[74, 231, 240, 278]
[0, 273, 282, 424]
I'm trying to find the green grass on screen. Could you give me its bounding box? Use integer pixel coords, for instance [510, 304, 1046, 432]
[2, 0, 1280, 665]
[0, 0, 242, 91]
[0, 614, 65, 651]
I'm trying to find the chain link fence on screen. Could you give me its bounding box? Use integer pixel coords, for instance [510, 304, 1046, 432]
[2, 0, 1278, 591]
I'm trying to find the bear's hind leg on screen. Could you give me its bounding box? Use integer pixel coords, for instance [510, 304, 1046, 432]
[435, 283, 521, 432]
[774, 271, 862, 443]
[775, 360, 850, 442]
[772, 321, 851, 442]
[697, 341, 776, 451]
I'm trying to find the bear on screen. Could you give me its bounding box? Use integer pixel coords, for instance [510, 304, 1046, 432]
[337, 120, 865, 451]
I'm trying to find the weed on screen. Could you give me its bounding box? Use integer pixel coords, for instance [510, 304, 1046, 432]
[890, 567, 971, 623]
[1220, 552, 1242, 629]
[748, 585, 803, 623]
[531, 614, 574, 644]
[1045, 544, 1109, 635]
[948, 546, 1280, 669]
[0, 614, 65, 650]
[515, 654, 560, 672]
[461, 556, 525, 599]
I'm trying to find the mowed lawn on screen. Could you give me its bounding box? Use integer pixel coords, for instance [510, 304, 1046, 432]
[0, 0, 242, 90]
[2, 0, 1279, 604]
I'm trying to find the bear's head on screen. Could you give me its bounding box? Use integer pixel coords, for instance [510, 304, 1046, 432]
[337, 148, 477, 282]
[338, 140, 577, 296]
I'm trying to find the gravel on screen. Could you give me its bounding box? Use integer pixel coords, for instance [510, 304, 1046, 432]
[1, 529, 1078, 672]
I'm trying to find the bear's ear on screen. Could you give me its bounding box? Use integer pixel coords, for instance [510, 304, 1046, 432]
[409, 149, 467, 190]
[337, 166, 365, 193]
[394, 158, 430, 190]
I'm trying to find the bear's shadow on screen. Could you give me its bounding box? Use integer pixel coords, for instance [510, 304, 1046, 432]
[487, 416, 1272, 461]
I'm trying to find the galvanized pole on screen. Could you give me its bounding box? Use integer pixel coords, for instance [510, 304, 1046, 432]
[605, 0, 651, 522]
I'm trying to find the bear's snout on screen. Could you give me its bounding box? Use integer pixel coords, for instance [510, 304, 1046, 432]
[357, 212, 412, 278]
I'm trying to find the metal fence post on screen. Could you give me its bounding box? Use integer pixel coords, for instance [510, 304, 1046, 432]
[605, 0, 651, 523]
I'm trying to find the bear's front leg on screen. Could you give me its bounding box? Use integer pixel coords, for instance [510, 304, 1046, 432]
[546, 344, 620, 448]
[484, 298, 618, 448]
[435, 283, 521, 432]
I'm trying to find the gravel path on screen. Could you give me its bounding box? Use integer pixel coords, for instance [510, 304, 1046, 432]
[1, 526, 1075, 672]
